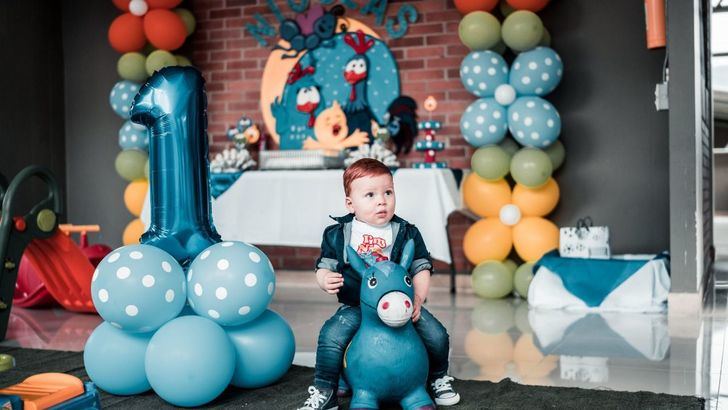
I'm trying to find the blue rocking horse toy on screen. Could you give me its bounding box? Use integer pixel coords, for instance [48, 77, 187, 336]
[343, 240, 435, 410]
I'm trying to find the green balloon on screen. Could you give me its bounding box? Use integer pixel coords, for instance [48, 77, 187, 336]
[513, 262, 535, 299]
[510, 147, 553, 188]
[472, 145, 511, 181]
[472, 261, 514, 299]
[115, 149, 148, 182]
[498, 137, 520, 157]
[544, 140, 565, 170]
[502, 10, 544, 52]
[144, 159, 150, 179]
[146, 50, 177, 76]
[174, 8, 196, 36]
[539, 27, 552, 47]
[458, 11, 501, 51]
[499, 0, 515, 17]
[175, 55, 192, 67]
[514, 301, 533, 334]
[503, 259, 518, 275]
[471, 299, 516, 334]
[117, 52, 148, 83]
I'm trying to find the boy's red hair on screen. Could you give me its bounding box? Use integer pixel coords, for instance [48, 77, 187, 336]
[343, 159, 392, 196]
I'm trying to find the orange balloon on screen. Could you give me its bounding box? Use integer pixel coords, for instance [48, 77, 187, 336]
[108, 13, 146, 53]
[463, 218, 513, 264]
[463, 174, 512, 218]
[512, 178, 560, 217]
[454, 0, 499, 14]
[147, 0, 183, 8]
[124, 179, 149, 217]
[143, 9, 187, 51]
[123, 218, 145, 245]
[112, 0, 130, 12]
[506, 0, 550, 12]
[512, 217, 559, 262]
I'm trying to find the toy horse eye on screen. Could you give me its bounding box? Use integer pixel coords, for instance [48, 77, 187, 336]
[404, 276, 412, 287]
[367, 277, 378, 289]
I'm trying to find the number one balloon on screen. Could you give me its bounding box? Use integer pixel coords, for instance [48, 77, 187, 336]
[130, 67, 221, 265]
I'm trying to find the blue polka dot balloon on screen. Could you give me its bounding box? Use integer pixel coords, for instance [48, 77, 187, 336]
[118, 120, 149, 151]
[510, 47, 563, 97]
[460, 51, 509, 98]
[109, 80, 140, 119]
[460, 98, 508, 147]
[507, 97, 561, 148]
[187, 241, 275, 327]
[91, 244, 186, 333]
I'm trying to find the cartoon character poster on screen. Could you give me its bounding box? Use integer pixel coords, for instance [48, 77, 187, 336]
[259, 5, 402, 151]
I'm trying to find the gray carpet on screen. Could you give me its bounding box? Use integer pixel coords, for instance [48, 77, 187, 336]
[0, 346, 704, 409]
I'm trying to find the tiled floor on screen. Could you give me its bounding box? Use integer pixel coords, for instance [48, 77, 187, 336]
[0, 270, 723, 407]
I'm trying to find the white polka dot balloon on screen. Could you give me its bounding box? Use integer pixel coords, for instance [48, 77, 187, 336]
[109, 80, 140, 119]
[507, 97, 561, 148]
[187, 241, 275, 327]
[509, 47, 563, 97]
[118, 120, 149, 151]
[460, 98, 508, 147]
[91, 244, 186, 333]
[459, 51, 509, 98]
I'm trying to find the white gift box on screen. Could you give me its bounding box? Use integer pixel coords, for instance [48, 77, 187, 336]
[559, 218, 611, 259]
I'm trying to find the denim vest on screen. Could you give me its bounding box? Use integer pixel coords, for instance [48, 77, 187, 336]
[315, 213, 433, 306]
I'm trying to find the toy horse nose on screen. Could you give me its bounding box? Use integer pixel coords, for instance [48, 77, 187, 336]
[377, 291, 413, 328]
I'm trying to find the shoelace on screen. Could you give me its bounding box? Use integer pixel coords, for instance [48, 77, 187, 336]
[432, 375, 455, 393]
[302, 386, 327, 409]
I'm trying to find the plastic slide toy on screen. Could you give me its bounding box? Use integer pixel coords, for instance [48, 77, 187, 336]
[0, 373, 101, 410]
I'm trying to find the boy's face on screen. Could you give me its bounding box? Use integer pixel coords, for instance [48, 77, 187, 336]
[345, 174, 396, 226]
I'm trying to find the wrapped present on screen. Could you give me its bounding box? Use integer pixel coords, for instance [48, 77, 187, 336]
[559, 217, 610, 259]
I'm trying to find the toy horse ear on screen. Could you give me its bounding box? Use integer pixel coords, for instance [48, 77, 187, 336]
[399, 239, 415, 271]
[346, 246, 368, 277]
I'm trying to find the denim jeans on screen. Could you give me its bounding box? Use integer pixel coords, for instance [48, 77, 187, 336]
[313, 304, 450, 390]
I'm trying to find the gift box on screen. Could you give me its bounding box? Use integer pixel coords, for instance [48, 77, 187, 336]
[559, 217, 610, 259]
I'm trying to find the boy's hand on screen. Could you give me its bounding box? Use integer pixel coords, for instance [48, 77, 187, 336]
[412, 294, 423, 323]
[317, 269, 344, 294]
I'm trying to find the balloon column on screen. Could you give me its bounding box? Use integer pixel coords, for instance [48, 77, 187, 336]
[85, 67, 295, 407]
[455, 0, 563, 299]
[107, 0, 196, 245]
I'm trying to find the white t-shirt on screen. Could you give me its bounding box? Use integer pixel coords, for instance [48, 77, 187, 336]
[350, 218, 393, 262]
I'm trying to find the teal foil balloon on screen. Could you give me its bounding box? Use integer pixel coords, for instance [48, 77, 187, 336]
[130, 67, 221, 265]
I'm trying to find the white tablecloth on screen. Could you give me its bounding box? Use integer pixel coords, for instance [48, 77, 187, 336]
[141, 169, 460, 263]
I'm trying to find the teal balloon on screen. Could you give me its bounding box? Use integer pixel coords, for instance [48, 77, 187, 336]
[460, 51, 509, 98]
[84, 322, 152, 395]
[472, 261, 514, 299]
[508, 97, 561, 148]
[544, 139, 565, 170]
[117, 52, 148, 83]
[501, 10, 543, 52]
[461, 98, 508, 147]
[471, 299, 516, 334]
[510, 148, 553, 188]
[145, 316, 235, 407]
[472, 145, 511, 180]
[226, 310, 295, 388]
[498, 137, 520, 157]
[109, 81, 140, 119]
[458, 11, 501, 51]
[115, 149, 148, 182]
[514, 262, 535, 299]
[118, 120, 149, 151]
[510, 47, 563, 96]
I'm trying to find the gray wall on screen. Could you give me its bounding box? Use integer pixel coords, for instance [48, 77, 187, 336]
[540, 1, 669, 255]
[0, 0, 66, 215]
[62, 0, 128, 247]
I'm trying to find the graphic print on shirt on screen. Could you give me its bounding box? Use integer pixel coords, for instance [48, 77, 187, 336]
[357, 234, 389, 263]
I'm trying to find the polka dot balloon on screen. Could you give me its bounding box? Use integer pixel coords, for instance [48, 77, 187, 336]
[507, 97, 561, 148]
[118, 120, 149, 151]
[187, 241, 275, 327]
[91, 244, 186, 333]
[460, 51, 509, 98]
[109, 80, 140, 119]
[460, 98, 508, 147]
[510, 47, 563, 96]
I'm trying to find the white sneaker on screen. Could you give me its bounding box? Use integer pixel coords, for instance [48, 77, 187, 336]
[430, 375, 461, 406]
[297, 385, 339, 410]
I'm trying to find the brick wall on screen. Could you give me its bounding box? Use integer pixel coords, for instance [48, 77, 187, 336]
[190, 0, 475, 273]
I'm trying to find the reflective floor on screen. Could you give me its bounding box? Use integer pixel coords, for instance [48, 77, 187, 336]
[0, 271, 723, 408]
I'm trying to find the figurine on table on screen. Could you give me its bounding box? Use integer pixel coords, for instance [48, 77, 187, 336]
[412, 96, 448, 169]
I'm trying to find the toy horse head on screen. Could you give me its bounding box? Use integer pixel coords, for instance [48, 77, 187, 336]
[347, 239, 415, 328]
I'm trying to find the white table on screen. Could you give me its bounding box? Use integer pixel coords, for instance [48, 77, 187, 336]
[141, 169, 461, 264]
